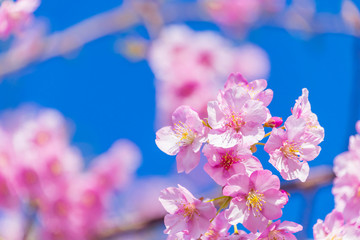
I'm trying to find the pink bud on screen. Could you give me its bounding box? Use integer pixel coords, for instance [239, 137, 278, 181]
[356, 120, 360, 134]
[264, 117, 283, 128]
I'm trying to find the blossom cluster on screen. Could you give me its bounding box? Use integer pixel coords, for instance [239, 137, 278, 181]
[313, 121, 360, 239]
[0, 106, 141, 239]
[0, 0, 40, 39]
[156, 73, 324, 239]
[148, 25, 270, 125]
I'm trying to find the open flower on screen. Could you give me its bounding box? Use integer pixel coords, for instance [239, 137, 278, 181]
[223, 170, 288, 233]
[224, 73, 273, 107]
[203, 143, 262, 185]
[207, 85, 267, 148]
[156, 106, 207, 173]
[292, 88, 324, 145]
[264, 116, 321, 182]
[159, 185, 216, 239]
[313, 210, 360, 239]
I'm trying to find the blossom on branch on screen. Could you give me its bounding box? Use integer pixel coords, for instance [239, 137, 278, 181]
[156, 105, 207, 174]
[223, 170, 288, 233]
[159, 185, 217, 239]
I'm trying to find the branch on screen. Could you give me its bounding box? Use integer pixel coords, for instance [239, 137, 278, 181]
[0, 1, 359, 79]
[0, 4, 139, 78]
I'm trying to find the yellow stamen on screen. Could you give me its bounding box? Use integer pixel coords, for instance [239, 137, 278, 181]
[174, 121, 196, 146]
[246, 190, 266, 214]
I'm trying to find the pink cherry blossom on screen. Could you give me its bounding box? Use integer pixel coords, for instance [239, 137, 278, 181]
[224, 73, 273, 107]
[257, 220, 303, 240]
[159, 185, 217, 239]
[334, 123, 360, 178]
[332, 173, 360, 223]
[264, 116, 321, 182]
[0, 0, 40, 39]
[202, 0, 262, 27]
[231, 45, 271, 82]
[89, 139, 141, 194]
[202, 0, 285, 28]
[223, 170, 288, 233]
[12, 109, 69, 161]
[155, 72, 219, 123]
[356, 120, 360, 134]
[313, 210, 360, 239]
[207, 85, 268, 148]
[292, 88, 324, 145]
[156, 105, 207, 173]
[149, 25, 270, 125]
[203, 143, 263, 185]
[149, 25, 235, 83]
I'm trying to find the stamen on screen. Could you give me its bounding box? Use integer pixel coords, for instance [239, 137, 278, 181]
[246, 190, 266, 215]
[225, 111, 245, 132]
[281, 141, 300, 160]
[174, 121, 196, 146]
[181, 203, 200, 222]
[220, 152, 240, 170]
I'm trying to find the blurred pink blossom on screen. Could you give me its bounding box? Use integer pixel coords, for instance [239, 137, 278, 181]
[202, 0, 285, 28]
[149, 25, 270, 125]
[0, 0, 40, 39]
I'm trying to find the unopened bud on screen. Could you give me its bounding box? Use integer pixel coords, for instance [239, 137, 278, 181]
[356, 120, 360, 134]
[250, 144, 257, 153]
[264, 117, 283, 128]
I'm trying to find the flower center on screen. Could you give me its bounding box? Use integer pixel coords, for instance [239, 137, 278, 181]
[220, 152, 240, 170]
[181, 203, 200, 222]
[174, 121, 196, 146]
[246, 190, 265, 214]
[225, 112, 245, 132]
[281, 141, 300, 160]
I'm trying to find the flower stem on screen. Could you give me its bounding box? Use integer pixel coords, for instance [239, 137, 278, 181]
[255, 142, 265, 146]
[234, 224, 239, 234]
[205, 195, 229, 202]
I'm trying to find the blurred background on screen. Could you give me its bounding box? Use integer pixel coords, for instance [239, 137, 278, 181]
[0, 0, 359, 239]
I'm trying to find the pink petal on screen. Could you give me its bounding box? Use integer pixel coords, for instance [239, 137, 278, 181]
[155, 126, 179, 155]
[176, 146, 200, 173]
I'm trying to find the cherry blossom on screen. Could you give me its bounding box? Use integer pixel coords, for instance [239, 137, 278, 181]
[159, 185, 217, 239]
[292, 88, 325, 145]
[203, 143, 262, 185]
[223, 170, 288, 233]
[156, 105, 207, 173]
[0, 0, 40, 39]
[264, 116, 321, 182]
[207, 85, 267, 148]
[313, 210, 360, 239]
[149, 25, 270, 124]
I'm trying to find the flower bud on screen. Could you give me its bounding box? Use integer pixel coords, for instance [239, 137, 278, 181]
[264, 117, 283, 128]
[250, 144, 257, 153]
